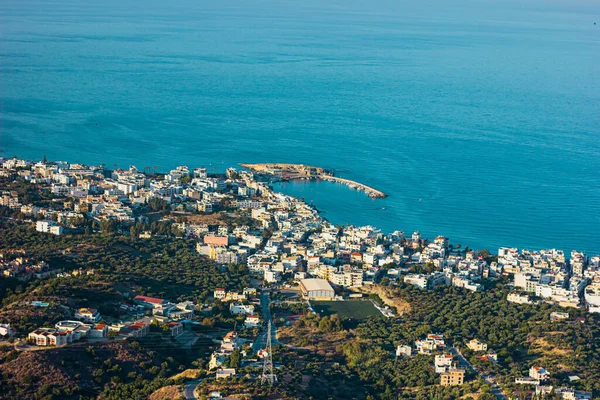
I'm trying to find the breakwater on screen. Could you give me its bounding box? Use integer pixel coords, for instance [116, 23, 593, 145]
[239, 163, 387, 199]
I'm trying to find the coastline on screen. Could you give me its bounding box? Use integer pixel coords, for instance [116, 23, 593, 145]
[2, 154, 598, 257]
[239, 163, 387, 199]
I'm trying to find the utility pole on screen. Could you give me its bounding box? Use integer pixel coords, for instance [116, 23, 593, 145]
[261, 320, 275, 386]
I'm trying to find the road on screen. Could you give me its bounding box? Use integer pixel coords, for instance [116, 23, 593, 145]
[183, 379, 202, 399]
[449, 346, 507, 400]
[252, 289, 278, 353]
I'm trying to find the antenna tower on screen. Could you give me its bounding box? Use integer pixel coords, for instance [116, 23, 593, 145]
[261, 320, 275, 386]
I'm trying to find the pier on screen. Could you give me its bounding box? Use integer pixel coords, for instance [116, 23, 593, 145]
[239, 163, 387, 199]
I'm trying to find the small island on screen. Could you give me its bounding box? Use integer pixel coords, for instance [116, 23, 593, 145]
[239, 163, 388, 199]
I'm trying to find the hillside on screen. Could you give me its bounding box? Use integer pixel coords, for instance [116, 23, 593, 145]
[0, 340, 181, 400]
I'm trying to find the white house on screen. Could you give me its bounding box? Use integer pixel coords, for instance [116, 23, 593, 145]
[467, 339, 488, 352]
[264, 269, 281, 283]
[0, 323, 14, 337]
[396, 344, 412, 357]
[216, 368, 236, 380]
[435, 354, 454, 373]
[244, 315, 260, 328]
[74, 308, 101, 323]
[229, 303, 255, 315]
[89, 323, 108, 338]
[36, 221, 64, 236]
[507, 293, 532, 304]
[530, 366, 550, 381]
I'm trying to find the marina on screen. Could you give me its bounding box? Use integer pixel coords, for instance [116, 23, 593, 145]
[240, 163, 388, 199]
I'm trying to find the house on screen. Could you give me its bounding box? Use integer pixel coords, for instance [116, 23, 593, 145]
[395, 345, 412, 357]
[230, 303, 255, 315]
[220, 330, 240, 352]
[223, 331, 238, 344]
[435, 354, 454, 373]
[74, 308, 101, 323]
[28, 330, 50, 346]
[167, 321, 183, 337]
[403, 274, 428, 289]
[0, 323, 14, 337]
[90, 323, 108, 338]
[47, 331, 71, 346]
[550, 312, 569, 321]
[133, 295, 166, 309]
[467, 339, 487, 352]
[536, 386, 554, 398]
[476, 352, 498, 363]
[209, 352, 226, 370]
[507, 293, 532, 304]
[415, 334, 445, 354]
[555, 387, 592, 400]
[440, 367, 465, 386]
[216, 368, 235, 380]
[351, 252, 363, 263]
[124, 320, 151, 338]
[170, 301, 195, 319]
[222, 291, 247, 302]
[152, 302, 176, 316]
[530, 366, 550, 381]
[515, 377, 540, 385]
[264, 269, 281, 283]
[214, 288, 226, 300]
[244, 315, 260, 328]
[36, 221, 63, 236]
[28, 329, 72, 346]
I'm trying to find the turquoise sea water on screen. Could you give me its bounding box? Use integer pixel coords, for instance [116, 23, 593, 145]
[1, 0, 599, 253]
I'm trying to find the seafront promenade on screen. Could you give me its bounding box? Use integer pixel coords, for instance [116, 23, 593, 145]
[239, 163, 387, 199]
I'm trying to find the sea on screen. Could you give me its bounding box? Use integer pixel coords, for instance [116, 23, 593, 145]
[1, 0, 599, 254]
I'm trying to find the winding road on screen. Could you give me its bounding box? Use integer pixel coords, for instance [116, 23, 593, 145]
[183, 379, 202, 399]
[449, 346, 507, 400]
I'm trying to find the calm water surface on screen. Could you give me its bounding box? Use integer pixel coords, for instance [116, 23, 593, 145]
[1, 0, 599, 253]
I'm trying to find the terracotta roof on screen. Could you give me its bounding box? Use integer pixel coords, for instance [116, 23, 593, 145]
[133, 295, 165, 304]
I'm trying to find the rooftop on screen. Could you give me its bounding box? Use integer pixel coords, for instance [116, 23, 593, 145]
[300, 278, 334, 292]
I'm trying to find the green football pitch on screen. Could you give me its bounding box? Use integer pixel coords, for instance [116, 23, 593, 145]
[311, 300, 380, 320]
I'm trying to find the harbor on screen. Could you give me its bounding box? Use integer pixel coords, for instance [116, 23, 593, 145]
[239, 163, 388, 199]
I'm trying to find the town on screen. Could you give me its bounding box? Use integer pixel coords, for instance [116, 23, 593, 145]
[0, 155, 598, 400]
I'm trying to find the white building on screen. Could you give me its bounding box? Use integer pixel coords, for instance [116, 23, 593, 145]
[244, 315, 260, 328]
[36, 221, 64, 236]
[404, 274, 428, 289]
[467, 339, 487, 352]
[299, 278, 335, 300]
[0, 323, 14, 337]
[74, 308, 101, 323]
[507, 293, 532, 304]
[264, 269, 281, 283]
[530, 366, 550, 381]
[216, 368, 236, 380]
[229, 303, 255, 315]
[434, 354, 454, 373]
[396, 344, 412, 357]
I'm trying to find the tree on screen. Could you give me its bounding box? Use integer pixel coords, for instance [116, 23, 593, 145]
[99, 218, 117, 234]
[228, 349, 241, 368]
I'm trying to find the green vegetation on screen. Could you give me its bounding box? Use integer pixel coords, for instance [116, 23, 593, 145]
[0, 224, 250, 304]
[312, 300, 380, 320]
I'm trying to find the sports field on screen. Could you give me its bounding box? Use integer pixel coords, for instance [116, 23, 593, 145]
[311, 300, 380, 320]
